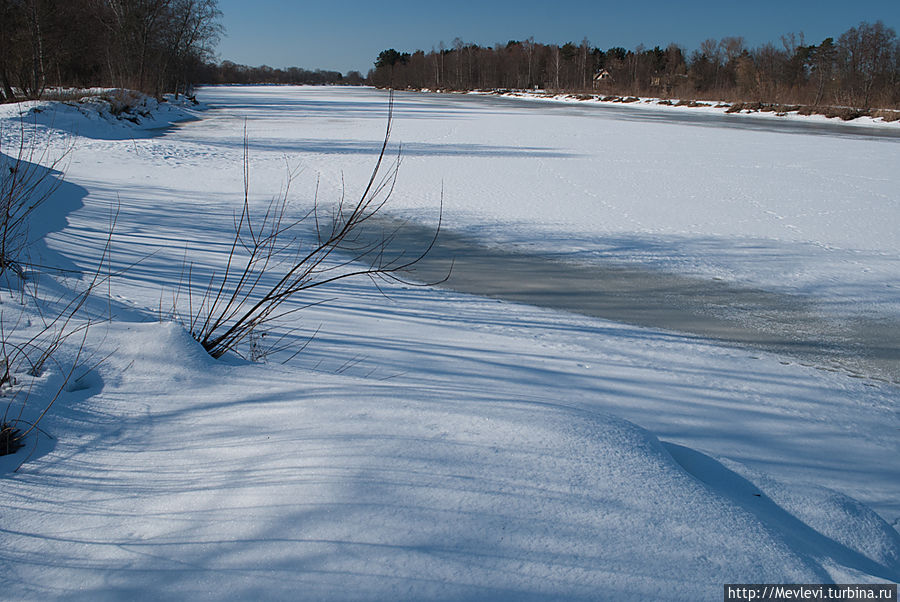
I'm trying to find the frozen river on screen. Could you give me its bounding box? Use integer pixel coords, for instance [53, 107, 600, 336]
[186, 87, 900, 385]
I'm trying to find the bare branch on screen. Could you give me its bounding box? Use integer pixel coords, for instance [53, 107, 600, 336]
[176, 92, 448, 360]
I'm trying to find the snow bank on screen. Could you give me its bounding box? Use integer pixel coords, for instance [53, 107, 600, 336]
[3, 321, 897, 600]
[474, 89, 900, 128]
[0, 89, 201, 141]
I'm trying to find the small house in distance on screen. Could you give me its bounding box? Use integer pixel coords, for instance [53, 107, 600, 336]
[592, 69, 612, 90]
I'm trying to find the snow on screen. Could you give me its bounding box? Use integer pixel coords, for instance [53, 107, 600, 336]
[0, 90, 201, 141]
[1, 86, 898, 599]
[146, 86, 900, 326]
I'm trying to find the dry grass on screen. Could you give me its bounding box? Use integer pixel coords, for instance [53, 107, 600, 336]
[873, 109, 900, 122]
[721, 101, 899, 122]
[821, 107, 869, 121]
[675, 100, 710, 108]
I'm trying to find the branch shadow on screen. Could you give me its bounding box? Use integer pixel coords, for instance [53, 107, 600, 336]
[197, 136, 578, 158]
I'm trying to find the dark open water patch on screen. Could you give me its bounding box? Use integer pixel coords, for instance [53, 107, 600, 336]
[369, 218, 900, 386]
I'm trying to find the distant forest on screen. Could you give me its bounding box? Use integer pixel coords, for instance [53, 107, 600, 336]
[196, 61, 365, 86]
[371, 22, 900, 110]
[1, 2, 898, 111]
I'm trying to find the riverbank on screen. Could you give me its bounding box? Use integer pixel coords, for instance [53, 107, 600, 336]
[413, 87, 900, 127]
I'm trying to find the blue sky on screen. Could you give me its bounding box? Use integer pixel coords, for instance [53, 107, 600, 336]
[215, 0, 900, 74]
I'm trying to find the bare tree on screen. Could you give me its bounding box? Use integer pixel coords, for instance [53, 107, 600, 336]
[809, 38, 837, 106]
[523, 37, 535, 88]
[838, 21, 897, 107]
[453, 37, 464, 89]
[549, 45, 560, 90]
[161, 0, 222, 96]
[579, 37, 590, 90]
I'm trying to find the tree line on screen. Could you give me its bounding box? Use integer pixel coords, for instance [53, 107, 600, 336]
[196, 61, 365, 86]
[0, 0, 222, 101]
[0, 0, 368, 101]
[371, 22, 900, 109]
[2, 3, 896, 111]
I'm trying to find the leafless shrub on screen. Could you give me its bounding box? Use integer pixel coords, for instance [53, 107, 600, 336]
[0, 215, 116, 462]
[0, 117, 73, 282]
[0, 311, 86, 459]
[176, 94, 445, 361]
[0, 122, 115, 461]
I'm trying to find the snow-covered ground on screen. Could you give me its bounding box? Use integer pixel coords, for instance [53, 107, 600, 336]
[1, 86, 898, 599]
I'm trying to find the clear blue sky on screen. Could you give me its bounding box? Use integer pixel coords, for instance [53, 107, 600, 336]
[215, 0, 900, 74]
